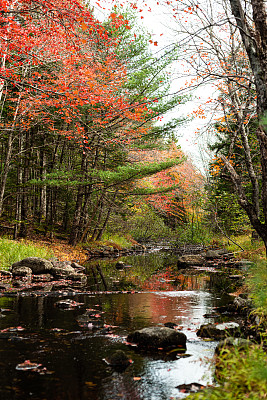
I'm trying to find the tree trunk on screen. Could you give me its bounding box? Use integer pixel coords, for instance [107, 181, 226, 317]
[13, 134, 23, 239]
[222, 0, 267, 255]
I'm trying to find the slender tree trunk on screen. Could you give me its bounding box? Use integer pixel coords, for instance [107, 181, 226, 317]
[13, 133, 23, 239]
[20, 130, 30, 238]
[95, 191, 118, 241]
[69, 152, 86, 245]
[40, 144, 47, 222]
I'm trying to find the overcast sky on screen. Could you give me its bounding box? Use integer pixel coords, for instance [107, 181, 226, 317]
[91, 0, 217, 172]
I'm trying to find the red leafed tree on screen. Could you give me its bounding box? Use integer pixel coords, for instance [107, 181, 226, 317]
[131, 142, 204, 227]
[0, 0, 156, 241]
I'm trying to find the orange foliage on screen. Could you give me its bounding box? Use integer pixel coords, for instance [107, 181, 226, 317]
[0, 0, 150, 148]
[130, 141, 204, 217]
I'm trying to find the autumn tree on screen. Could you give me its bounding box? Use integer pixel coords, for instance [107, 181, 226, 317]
[0, 0, 148, 240]
[146, 0, 267, 253]
[0, 1, 188, 244]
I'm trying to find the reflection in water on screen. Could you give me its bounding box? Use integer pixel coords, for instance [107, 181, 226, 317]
[0, 251, 234, 399]
[0, 290, 222, 400]
[86, 252, 221, 293]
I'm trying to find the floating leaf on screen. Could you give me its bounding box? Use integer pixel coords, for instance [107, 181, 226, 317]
[16, 360, 42, 371]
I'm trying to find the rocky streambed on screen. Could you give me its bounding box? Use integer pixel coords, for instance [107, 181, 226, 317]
[0, 245, 259, 399]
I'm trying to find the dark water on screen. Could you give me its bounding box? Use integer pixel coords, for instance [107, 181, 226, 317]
[0, 252, 232, 400]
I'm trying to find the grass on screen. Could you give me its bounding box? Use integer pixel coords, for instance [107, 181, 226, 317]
[219, 233, 266, 259]
[187, 345, 267, 400]
[187, 234, 267, 400]
[0, 238, 53, 270]
[247, 260, 267, 310]
[100, 233, 134, 248]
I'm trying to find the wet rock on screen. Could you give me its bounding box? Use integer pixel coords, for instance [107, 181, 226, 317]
[204, 249, 229, 259]
[52, 283, 73, 291]
[0, 283, 11, 291]
[68, 273, 87, 284]
[0, 270, 12, 279]
[215, 337, 253, 355]
[164, 322, 178, 329]
[197, 322, 241, 339]
[233, 296, 252, 311]
[216, 297, 252, 316]
[86, 320, 104, 330]
[77, 310, 104, 329]
[177, 255, 205, 269]
[12, 281, 25, 288]
[176, 383, 206, 393]
[16, 360, 42, 371]
[71, 262, 85, 272]
[12, 257, 54, 274]
[104, 350, 132, 371]
[127, 326, 187, 350]
[0, 326, 25, 339]
[32, 274, 52, 282]
[50, 265, 76, 278]
[99, 327, 112, 335]
[12, 266, 32, 278]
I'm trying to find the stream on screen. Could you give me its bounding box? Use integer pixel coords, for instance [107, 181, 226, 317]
[0, 249, 235, 400]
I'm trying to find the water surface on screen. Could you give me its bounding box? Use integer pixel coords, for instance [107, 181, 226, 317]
[0, 251, 232, 399]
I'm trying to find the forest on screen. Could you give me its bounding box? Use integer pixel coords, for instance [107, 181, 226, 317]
[0, 0, 267, 399]
[0, 0, 267, 254]
[0, 0, 200, 247]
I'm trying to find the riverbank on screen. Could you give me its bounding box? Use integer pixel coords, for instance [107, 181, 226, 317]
[1, 234, 267, 399]
[187, 257, 267, 400]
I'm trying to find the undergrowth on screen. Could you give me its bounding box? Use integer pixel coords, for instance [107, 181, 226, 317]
[187, 346, 267, 400]
[188, 242, 267, 400]
[247, 260, 267, 310]
[0, 238, 53, 269]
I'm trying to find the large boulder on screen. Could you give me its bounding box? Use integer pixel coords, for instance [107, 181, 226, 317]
[197, 322, 241, 340]
[127, 326, 187, 350]
[177, 255, 205, 269]
[12, 257, 53, 274]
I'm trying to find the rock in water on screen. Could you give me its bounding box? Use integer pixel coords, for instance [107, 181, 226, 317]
[127, 327, 187, 350]
[197, 322, 240, 339]
[177, 255, 205, 269]
[104, 350, 131, 371]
